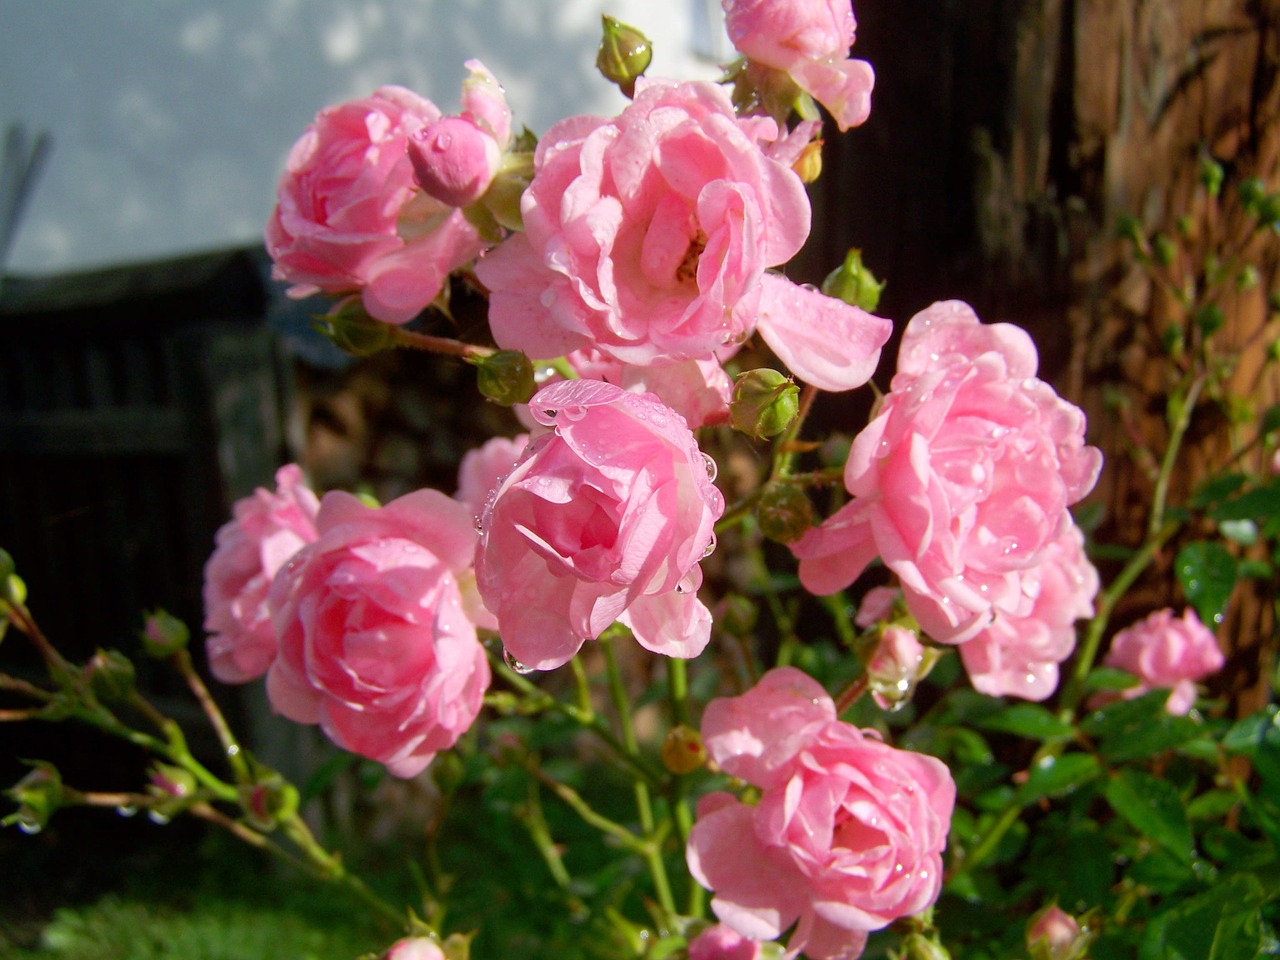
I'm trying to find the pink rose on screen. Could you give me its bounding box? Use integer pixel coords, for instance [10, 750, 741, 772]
[476, 79, 890, 390]
[267, 489, 491, 777]
[408, 60, 512, 208]
[455, 434, 529, 516]
[383, 937, 445, 960]
[688, 925, 763, 960]
[959, 525, 1098, 701]
[687, 668, 955, 960]
[266, 85, 485, 324]
[203, 465, 319, 684]
[723, 0, 875, 131]
[1101, 607, 1224, 715]
[793, 301, 1102, 644]
[476, 379, 724, 671]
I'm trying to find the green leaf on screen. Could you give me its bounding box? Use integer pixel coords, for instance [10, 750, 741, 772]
[971, 703, 1075, 740]
[1222, 705, 1280, 787]
[1105, 769, 1194, 862]
[1138, 874, 1266, 960]
[1014, 753, 1101, 806]
[1081, 691, 1206, 762]
[1175, 540, 1236, 625]
[1084, 666, 1143, 692]
[1210, 479, 1280, 523]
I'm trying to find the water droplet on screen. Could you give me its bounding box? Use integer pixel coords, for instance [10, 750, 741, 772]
[919, 870, 929, 880]
[543, 409, 558, 418]
[17, 817, 41, 835]
[700, 452, 718, 482]
[226, 745, 240, 758]
[116, 803, 138, 817]
[147, 810, 171, 825]
[702, 532, 718, 559]
[894, 862, 905, 873]
[503, 649, 534, 674]
[674, 573, 697, 595]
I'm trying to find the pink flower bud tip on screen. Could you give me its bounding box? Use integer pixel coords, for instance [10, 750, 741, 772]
[409, 116, 501, 208]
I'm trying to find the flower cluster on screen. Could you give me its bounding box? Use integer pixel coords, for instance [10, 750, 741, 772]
[195, 1, 1244, 956]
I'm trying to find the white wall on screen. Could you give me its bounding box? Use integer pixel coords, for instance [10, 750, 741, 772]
[0, 0, 731, 276]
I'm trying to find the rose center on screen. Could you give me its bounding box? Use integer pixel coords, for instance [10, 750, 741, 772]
[675, 229, 708, 283]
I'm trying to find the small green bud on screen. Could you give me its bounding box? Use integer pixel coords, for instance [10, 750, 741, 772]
[148, 762, 199, 818]
[1198, 154, 1224, 197]
[472, 349, 536, 405]
[596, 16, 652, 98]
[240, 769, 300, 831]
[139, 609, 190, 658]
[0, 548, 14, 586]
[314, 299, 397, 357]
[1239, 177, 1267, 212]
[0, 547, 25, 608]
[86, 649, 137, 703]
[822, 248, 886, 312]
[1258, 192, 1280, 229]
[1160, 323, 1185, 358]
[730, 369, 799, 438]
[756, 482, 815, 544]
[4, 761, 62, 834]
[1116, 214, 1145, 247]
[1152, 232, 1177, 267]
[661, 724, 706, 774]
[896, 933, 952, 960]
[718, 593, 758, 638]
[1193, 303, 1225, 336]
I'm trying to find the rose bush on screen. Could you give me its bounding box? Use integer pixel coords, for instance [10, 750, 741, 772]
[266, 85, 485, 324]
[687, 668, 955, 960]
[793, 300, 1102, 644]
[202, 464, 320, 684]
[267, 489, 491, 777]
[476, 379, 724, 671]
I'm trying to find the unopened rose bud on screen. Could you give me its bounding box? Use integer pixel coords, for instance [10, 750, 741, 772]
[730, 369, 799, 438]
[477, 151, 534, 232]
[597, 15, 652, 98]
[898, 933, 952, 960]
[756, 481, 815, 544]
[4, 761, 62, 834]
[409, 117, 502, 208]
[472, 349, 535, 405]
[661, 724, 706, 774]
[792, 139, 824, 184]
[822, 248, 886, 312]
[864, 625, 939, 710]
[315, 298, 397, 356]
[384, 936, 445, 960]
[149, 762, 197, 800]
[1027, 904, 1090, 960]
[86, 649, 137, 703]
[240, 770, 300, 831]
[139, 609, 189, 658]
